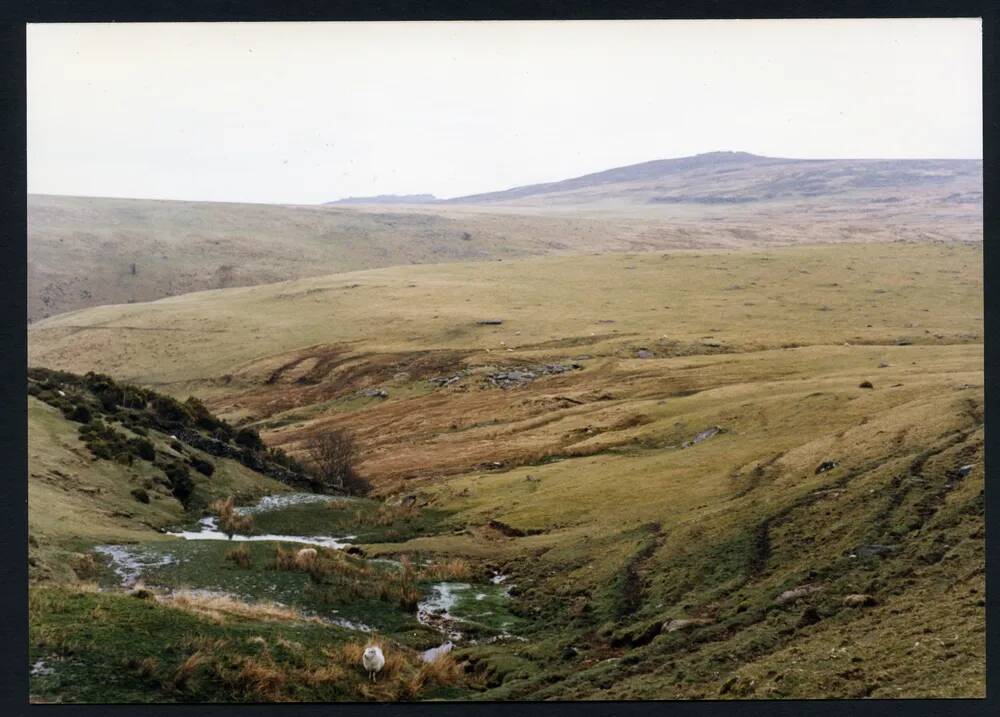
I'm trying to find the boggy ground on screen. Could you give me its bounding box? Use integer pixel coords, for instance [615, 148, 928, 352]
[28, 241, 985, 699]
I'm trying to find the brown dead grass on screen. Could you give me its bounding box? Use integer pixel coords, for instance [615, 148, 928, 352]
[69, 553, 101, 581]
[418, 558, 473, 581]
[230, 657, 288, 702]
[211, 497, 254, 538]
[170, 650, 208, 691]
[159, 590, 323, 625]
[224, 544, 252, 569]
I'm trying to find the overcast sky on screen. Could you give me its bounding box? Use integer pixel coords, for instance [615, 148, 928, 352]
[27, 19, 982, 205]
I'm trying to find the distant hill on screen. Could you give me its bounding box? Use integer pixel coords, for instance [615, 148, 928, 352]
[325, 193, 439, 205]
[443, 151, 982, 207]
[28, 152, 982, 321]
[30, 194, 743, 321]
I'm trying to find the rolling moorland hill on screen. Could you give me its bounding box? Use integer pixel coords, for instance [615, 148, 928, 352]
[29, 152, 980, 321]
[28, 241, 984, 699]
[27, 194, 589, 322]
[442, 151, 983, 209]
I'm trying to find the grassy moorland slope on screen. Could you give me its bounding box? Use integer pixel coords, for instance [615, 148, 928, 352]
[27, 194, 584, 321]
[27, 372, 481, 703]
[28, 240, 984, 698]
[28, 154, 980, 322]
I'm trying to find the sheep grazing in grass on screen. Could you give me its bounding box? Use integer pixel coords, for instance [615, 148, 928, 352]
[362, 645, 385, 682]
[295, 547, 318, 568]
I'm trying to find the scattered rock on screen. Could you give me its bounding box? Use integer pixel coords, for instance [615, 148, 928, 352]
[850, 544, 899, 559]
[842, 594, 878, 608]
[815, 460, 839, 474]
[774, 584, 822, 606]
[485, 363, 581, 389]
[476, 319, 504, 325]
[525, 474, 540, 482]
[636, 349, 655, 359]
[31, 659, 55, 677]
[429, 374, 463, 387]
[682, 426, 723, 448]
[361, 388, 389, 399]
[859, 381, 874, 389]
[955, 464, 975, 478]
[878, 362, 890, 368]
[662, 618, 714, 633]
[561, 646, 579, 660]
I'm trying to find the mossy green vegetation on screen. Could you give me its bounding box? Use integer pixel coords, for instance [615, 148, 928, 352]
[246, 498, 451, 543]
[29, 584, 466, 703]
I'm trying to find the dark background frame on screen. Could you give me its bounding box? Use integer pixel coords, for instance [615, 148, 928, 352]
[2, 2, 995, 716]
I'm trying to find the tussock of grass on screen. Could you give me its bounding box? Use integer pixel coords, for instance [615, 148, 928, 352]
[30, 582, 471, 701]
[169, 650, 209, 691]
[418, 558, 473, 581]
[269, 544, 426, 611]
[397, 557, 420, 611]
[211, 497, 254, 538]
[159, 590, 323, 625]
[224, 544, 252, 569]
[69, 553, 101, 581]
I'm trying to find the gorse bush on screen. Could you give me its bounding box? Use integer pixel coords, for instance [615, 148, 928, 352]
[162, 461, 195, 505]
[185, 396, 233, 439]
[152, 395, 191, 424]
[129, 437, 156, 461]
[190, 456, 215, 477]
[68, 404, 93, 424]
[267, 448, 307, 474]
[79, 421, 133, 464]
[31, 366, 318, 504]
[235, 428, 265, 451]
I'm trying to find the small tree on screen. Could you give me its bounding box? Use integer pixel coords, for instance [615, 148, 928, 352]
[307, 429, 370, 495]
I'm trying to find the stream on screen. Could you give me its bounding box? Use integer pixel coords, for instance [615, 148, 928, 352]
[166, 515, 355, 549]
[96, 493, 519, 662]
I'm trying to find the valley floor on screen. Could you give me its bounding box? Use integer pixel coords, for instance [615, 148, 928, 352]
[28, 241, 985, 701]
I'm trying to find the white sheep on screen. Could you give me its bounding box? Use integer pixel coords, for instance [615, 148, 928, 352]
[362, 645, 385, 682]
